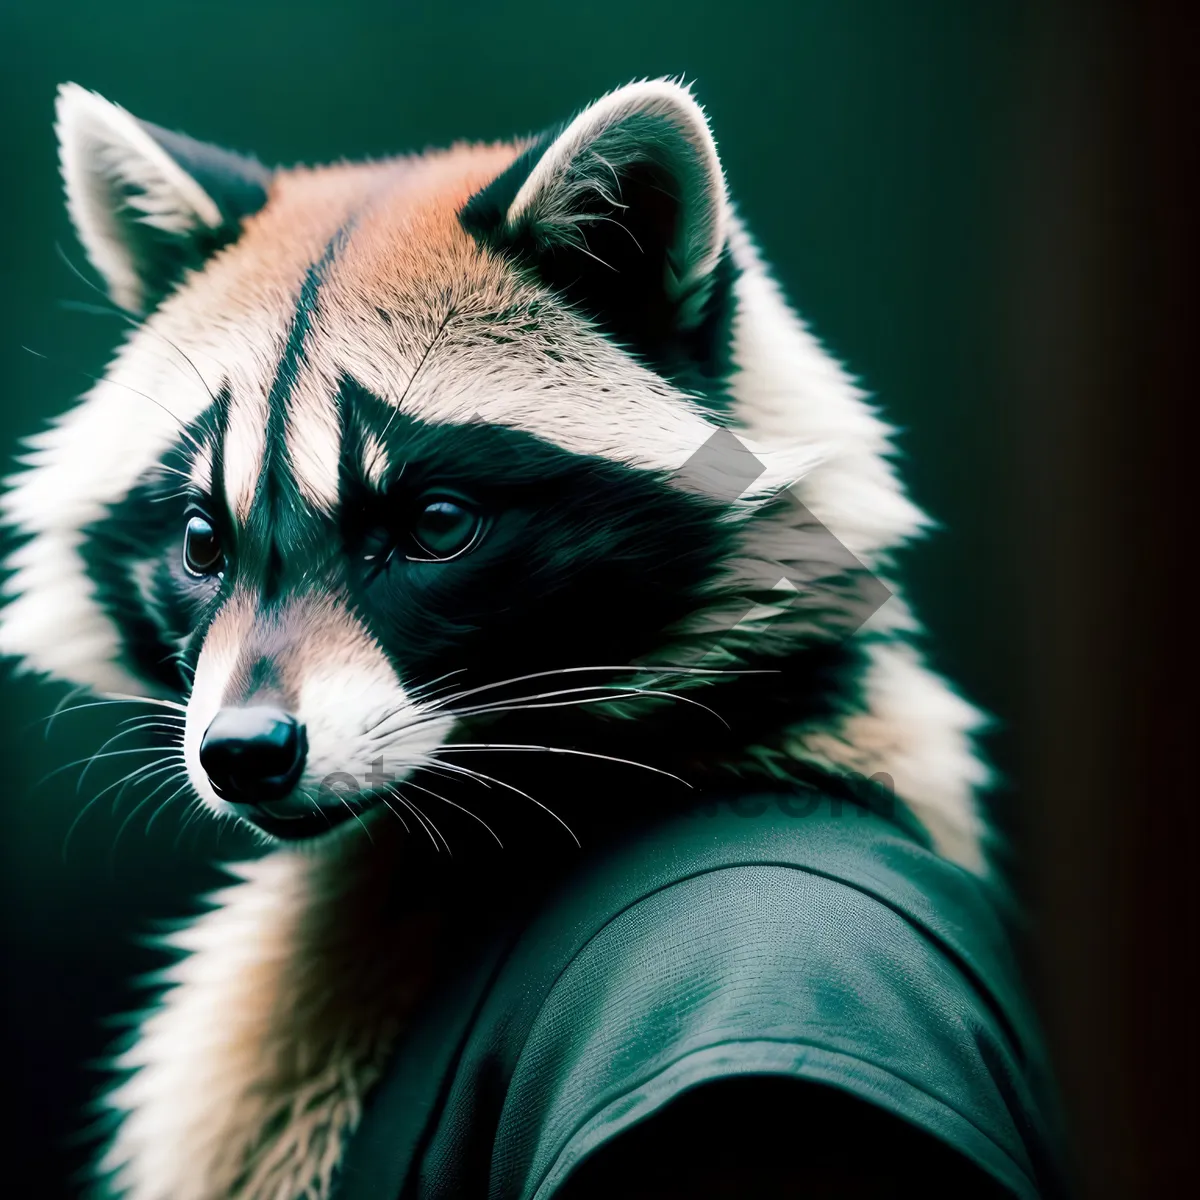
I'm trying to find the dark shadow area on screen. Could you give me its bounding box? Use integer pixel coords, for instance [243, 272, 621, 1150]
[558, 1077, 1010, 1199]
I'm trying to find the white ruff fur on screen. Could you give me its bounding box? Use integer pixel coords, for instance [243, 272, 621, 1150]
[99, 833, 437, 1200]
[723, 221, 989, 871]
[0, 80, 992, 1199]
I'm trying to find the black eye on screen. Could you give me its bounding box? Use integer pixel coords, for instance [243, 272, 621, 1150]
[183, 513, 224, 578]
[408, 497, 483, 561]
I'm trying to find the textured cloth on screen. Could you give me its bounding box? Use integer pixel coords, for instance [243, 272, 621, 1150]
[333, 793, 1065, 1198]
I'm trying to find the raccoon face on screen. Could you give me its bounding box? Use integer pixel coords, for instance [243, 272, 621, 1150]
[3, 80, 857, 842]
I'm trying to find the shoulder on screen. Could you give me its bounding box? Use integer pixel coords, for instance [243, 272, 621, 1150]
[486, 798, 1063, 1199]
[335, 794, 1065, 1200]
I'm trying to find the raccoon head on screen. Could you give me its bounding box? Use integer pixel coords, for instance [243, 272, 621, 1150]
[0, 80, 985, 862]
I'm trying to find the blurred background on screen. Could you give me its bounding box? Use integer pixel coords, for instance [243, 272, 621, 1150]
[0, 1, 1190, 1196]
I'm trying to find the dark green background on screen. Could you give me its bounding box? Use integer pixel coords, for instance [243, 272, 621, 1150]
[0, 2, 1030, 1193]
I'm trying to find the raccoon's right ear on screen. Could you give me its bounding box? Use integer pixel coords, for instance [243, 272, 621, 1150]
[56, 83, 272, 314]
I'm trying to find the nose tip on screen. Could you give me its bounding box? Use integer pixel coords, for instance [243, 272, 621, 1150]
[199, 707, 307, 805]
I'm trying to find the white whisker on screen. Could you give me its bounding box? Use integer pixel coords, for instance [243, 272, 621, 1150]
[367, 682, 729, 747]
[110, 766, 191, 860]
[174, 795, 213, 849]
[38, 744, 163, 790]
[374, 793, 411, 835]
[338, 796, 374, 843]
[144, 778, 196, 835]
[36, 694, 183, 732]
[39, 684, 91, 738]
[402, 795, 451, 855]
[397, 778, 502, 848]
[62, 757, 176, 861]
[100, 691, 187, 713]
[389, 790, 444, 852]
[436, 743, 691, 787]
[417, 756, 580, 847]
[443, 683, 727, 727]
[421, 664, 763, 713]
[76, 722, 181, 792]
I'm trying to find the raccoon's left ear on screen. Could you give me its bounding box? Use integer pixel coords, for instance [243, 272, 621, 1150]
[461, 80, 731, 372]
[56, 83, 272, 314]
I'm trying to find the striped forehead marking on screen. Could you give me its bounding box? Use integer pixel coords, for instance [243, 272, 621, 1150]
[228, 225, 352, 533]
[224, 388, 267, 522]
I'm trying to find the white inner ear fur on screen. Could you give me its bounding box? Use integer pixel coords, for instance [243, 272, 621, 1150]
[505, 79, 729, 295]
[56, 82, 224, 312]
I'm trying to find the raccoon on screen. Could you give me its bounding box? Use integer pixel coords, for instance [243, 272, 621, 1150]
[0, 79, 990, 1200]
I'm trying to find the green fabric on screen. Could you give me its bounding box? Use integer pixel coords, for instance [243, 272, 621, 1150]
[334, 795, 1064, 1198]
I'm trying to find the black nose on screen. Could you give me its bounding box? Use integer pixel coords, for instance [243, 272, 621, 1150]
[199, 707, 306, 805]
